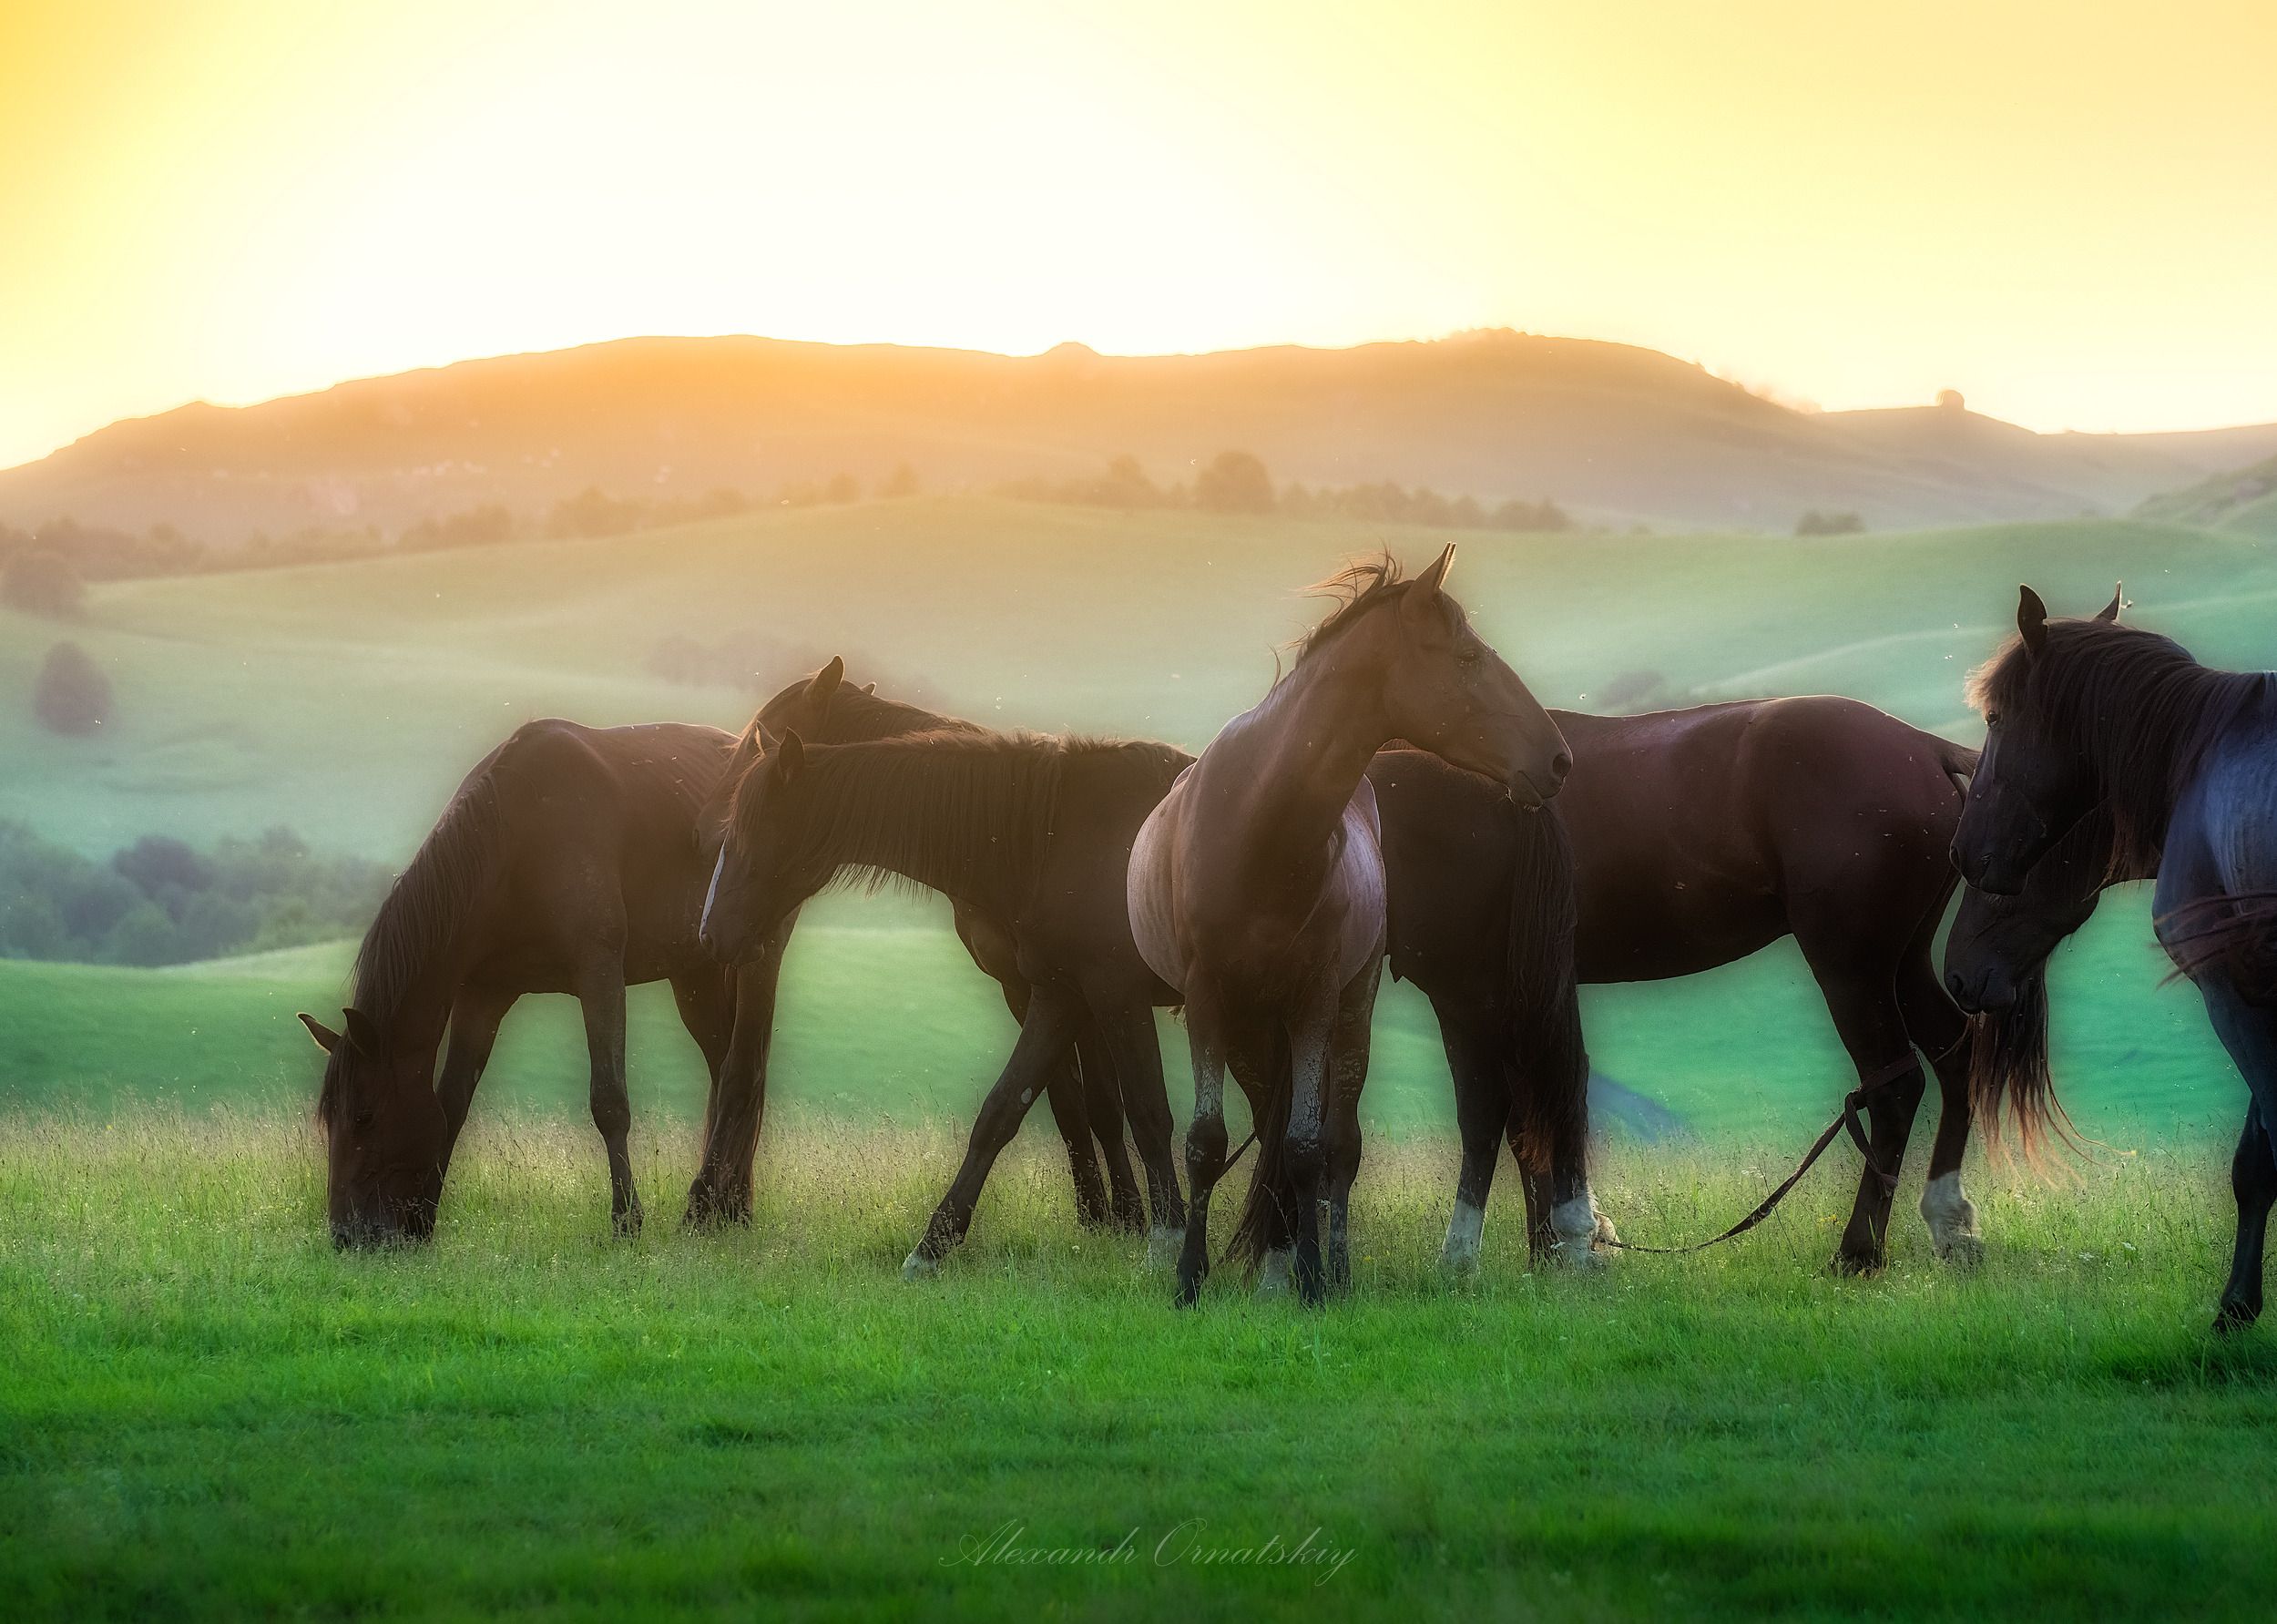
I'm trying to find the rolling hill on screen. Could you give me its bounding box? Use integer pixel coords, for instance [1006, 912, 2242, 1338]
[8, 332, 2277, 542]
[2135, 451, 2277, 538]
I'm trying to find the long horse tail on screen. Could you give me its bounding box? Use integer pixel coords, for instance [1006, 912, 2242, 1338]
[1966, 966, 2083, 1168]
[1505, 804, 1588, 1175]
[1228, 1027, 1295, 1270]
[2159, 892, 2277, 1007]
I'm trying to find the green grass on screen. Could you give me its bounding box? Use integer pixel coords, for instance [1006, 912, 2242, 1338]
[5, 1112, 2274, 1622]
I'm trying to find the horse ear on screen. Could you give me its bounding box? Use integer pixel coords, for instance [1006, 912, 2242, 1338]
[341, 1007, 381, 1057]
[861, 681, 876, 695]
[1401, 544, 1456, 628]
[2095, 584, 2124, 623]
[2017, 585, 2048, 655]
[772, 729, 807, 782]
[811, 657, 844, 712]
[727, 713, 764, 773]
[298, 1013, 342, 1055]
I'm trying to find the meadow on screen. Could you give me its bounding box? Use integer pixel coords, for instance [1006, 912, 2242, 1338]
[5, 498, 2276, 1618]
[5, 1114, 2276, 1621]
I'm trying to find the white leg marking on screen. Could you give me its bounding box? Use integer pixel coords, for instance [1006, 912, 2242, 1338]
[1919, 1171, 1984, 1263]
[1145, 1225, 1185, 1271]
[901, 1248, 940, 1282]
[1550, 1190, 1607, 1271]
[1441, 1198, 1486, 1276]
[1254, 1248, 1295, 1299]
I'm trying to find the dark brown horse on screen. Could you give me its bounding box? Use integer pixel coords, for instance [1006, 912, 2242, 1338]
[301, 719, 771, 1245]
[699, 726, 1194, 1273]
[1128, 546, 1583, 1305]
[690, 663, 1148, 1233]
[1540, 698, 1984, 1270]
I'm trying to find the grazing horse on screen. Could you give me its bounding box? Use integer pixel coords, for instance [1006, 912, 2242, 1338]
[301, 720, 771, 1245]
[1128, 546, 1584, 1306]
[689, 662, 1149, 1233]
[1954, 586, 2277, 1330]
[699, 726, 1195, 1274]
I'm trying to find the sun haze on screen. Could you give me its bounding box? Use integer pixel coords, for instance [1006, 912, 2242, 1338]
[4, 0, 2274, 468]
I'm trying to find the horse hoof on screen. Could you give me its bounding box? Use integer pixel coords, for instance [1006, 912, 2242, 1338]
[1146, 1226, 1186, 1271]
[1937, 1234, 1986, 1269]
[2214, 1298, 2261, 1336]
[612, 1209, 643, 1239]
[901, 1250, 941, 1282]
[1831, 1251, 1884, 1278]
[1174, 1272, 1205, 1308]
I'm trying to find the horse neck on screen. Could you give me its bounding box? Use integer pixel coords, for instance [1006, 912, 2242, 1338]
[1220, 639, 1394, 873]
[799, 746, 1045, 914]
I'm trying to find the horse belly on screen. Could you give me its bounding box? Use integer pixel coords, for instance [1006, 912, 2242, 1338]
[1126, 786, 1188, 993]
[1333, 799, 1388, 986]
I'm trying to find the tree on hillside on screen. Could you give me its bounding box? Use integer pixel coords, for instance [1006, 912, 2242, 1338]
[34, 641, 112, 735]
[823, 472, 862, 504]
[881, 463, 921, 499]
[1795, 509, 1866, 536]
[401, 504, 516, 550]
[1195, 450, 1274, 515]
[3, 549, 86, 616]
[545, 488, 646, 539]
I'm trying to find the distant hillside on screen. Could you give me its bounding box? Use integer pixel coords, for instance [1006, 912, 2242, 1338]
[6, 332, 2274, 546]
[2135, 451, 2277, 537]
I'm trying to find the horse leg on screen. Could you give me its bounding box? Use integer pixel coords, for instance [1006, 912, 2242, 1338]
[1176, 996, 1232, 1309]
[904, 986, 1083, 1278]
[1093, 1000, 1185, 1264]
[2195, 980, 2277, 1333]
[435, 985, 516, 1179]
[987, 950, 1112, 1232]
[1224, 1040, 1296, 1296]
[1076, 1020, 1148, 1234]
[1283, 977, 1341, 1307]
[1322, 960, 1380, 1294]
[684, 913, 791, 1226]
[1805, 959, 1928, 1273]
[1896, 942, 1985, 1264]
[576, 960, 641, 1236]
[670, 964, 738, 1225]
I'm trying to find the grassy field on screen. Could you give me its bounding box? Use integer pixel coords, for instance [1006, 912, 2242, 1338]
[5, 1112, 2274, 1622]
[5, 498, 2275, 859]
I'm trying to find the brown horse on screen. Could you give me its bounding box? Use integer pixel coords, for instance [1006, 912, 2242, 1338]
[1534, 698, 1984, 1271]
[1128, 546, 1582, 1305]
[301, 719, 771, 1245]
[699, 726, 1194, 1272]
[689, 662, 1147, 1232]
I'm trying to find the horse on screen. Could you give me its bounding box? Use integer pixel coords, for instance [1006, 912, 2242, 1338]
[1545, 697, 1986, 1271]
[699, 725, 1196, 1274]
[1128, 545, 1585, 1306]
[300, 719, 773, 1245]
[1954, 585, 2277, 1331]
[691, 662, 1151, 1234]
[1943, 803, 2131, 1160]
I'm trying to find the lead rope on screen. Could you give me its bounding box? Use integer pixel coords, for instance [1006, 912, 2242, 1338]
[1595, 1050, 1931, 1256]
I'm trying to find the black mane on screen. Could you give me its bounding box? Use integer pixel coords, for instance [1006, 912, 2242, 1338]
[1968, 617, 2269, 873]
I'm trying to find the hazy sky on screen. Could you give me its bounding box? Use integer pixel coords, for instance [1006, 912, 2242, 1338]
[4, 0, 2274, 467]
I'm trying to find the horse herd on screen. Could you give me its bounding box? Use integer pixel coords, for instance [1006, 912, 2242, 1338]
[298, 548, 2277, 1331]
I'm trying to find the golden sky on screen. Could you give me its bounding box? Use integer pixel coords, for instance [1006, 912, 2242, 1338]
[4, 0, 2274, 467]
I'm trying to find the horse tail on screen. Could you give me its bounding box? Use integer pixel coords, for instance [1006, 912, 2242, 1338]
[1505, 805, 1588, 1175]
[1966, 966, 2082, 1168]
[1929, 732, 1980, 796]
[2159, 892, 2277, 1007]
[1229, 1027, 1294, 1270]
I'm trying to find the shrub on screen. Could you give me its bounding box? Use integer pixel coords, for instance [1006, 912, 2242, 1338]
[34, 642, 111, 735]
[1795, 510, 1866, 536]
[1194, 451, 1275, 515]
[3, 550, 85, 616]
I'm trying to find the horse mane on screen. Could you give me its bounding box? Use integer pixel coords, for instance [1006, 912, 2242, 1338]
[757, 671, 981, 744]
[733, 729, 1183, 908]
[1967, 618, 2268, 876]
[1285, 555, 1423, 674]
[322, 772, 505, 1122]
[1966, 970, 2084, 1169]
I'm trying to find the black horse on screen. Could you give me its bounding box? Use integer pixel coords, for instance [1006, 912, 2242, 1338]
[1954, 586, 2277, 1331]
